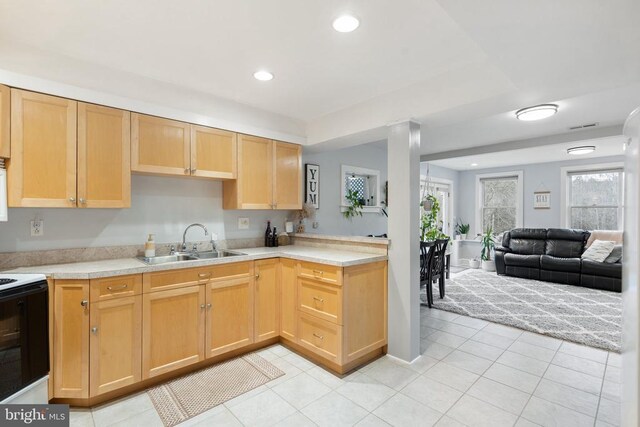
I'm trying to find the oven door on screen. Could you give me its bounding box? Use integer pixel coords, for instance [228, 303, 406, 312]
[0, 281, 49, 401]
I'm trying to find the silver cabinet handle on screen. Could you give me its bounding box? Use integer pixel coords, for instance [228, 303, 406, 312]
[107, 284, 128, 291]
[313, 270, 324, 277]
[91, 327, 98, 334]
[198, 273, 211, 279]
[191, 168, 197, 173]
[185, 168, 190, 174]
[313, 296, 324, 303]
[200, 304, 206, 309]
[69, 197, 76, 203]
[79, 198, 86, 204]
[313, 333, 324, 340]
[207, 303, 212, 309]
[80, 300, 88, 309]
[255, 273, 260, 280]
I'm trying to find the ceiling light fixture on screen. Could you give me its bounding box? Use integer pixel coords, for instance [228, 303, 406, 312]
[470, 163, 478, 166]
[515, 104, 558, 121]
[333, 14, 360, 32]
[567, 146, 596, 155]
[253, 70, 274, 81]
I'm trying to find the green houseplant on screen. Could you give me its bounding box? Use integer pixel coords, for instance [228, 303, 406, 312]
[481, 227, 496, 271]
[420, 194, 448, 241]
[343, 189, 364, 220]
[455, 220, 470, 240]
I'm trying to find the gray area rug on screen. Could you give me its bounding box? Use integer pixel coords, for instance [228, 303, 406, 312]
[425, 269, 622, 352]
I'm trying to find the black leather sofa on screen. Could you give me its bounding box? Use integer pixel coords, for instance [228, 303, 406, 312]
[495, 228, 621, 292]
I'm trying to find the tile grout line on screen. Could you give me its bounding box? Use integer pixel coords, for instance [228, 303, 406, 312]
[592, 352, 610, 426]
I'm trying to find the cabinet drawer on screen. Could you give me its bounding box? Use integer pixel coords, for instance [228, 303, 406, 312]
[298, 261, 341, 285]
[204, 261, 252, 282]
[298, 278, 342, 324]
[90, 275, 142, 302]
[298, 312, 341, 363]
[143, 267, 210, 293]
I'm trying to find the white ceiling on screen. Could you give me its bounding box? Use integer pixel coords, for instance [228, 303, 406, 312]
[430, 135, 626, 171]
[0, 0, 638, 152]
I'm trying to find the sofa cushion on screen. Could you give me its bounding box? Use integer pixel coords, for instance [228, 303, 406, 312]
[504, 253, 540, 268]
[509, 228, 548, 240]
[546, 239, 585, 258]
[581, 240, 615, 262]
[540, 255, 582, 273]
[604, 245, 623, 263]
[586, 230, 623, 248]
[509, 238, 546, 255]
[581, 259, 622, 279]
[547, 228, 589, 242]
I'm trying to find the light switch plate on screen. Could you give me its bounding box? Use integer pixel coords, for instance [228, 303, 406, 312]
[238, 217, 249, 230]
[31, 219, 44, 236]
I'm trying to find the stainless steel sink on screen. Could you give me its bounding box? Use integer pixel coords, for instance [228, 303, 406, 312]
[194, 250, 245, 259]
[137, 250, 245, 265]
[137, 253, 198, 265]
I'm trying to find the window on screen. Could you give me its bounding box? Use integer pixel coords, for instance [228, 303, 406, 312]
[476, 172, 523, 235]
[567, 168, 623, 230]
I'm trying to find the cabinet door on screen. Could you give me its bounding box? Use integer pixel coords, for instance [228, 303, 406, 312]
[89, 296, 142, 396]
[280, 258, 297, 341]
[273, 141, 302, 210]
[0, 84, 9, 158]
[78, 103, 131, 208]
[254, 259, 280, 342]
[8, 89, 77, 207]
[131, 113, 190, 176]
[205, 278, 254, 357]
[53, 281, 89, 398]
[224, 134, 273, 209]
[191, 125, 236, 179]
[142, 285, 205, 379]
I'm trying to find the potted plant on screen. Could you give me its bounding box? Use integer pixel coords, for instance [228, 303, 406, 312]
[481, 227, 496, 271]
[420, 194, 448, 241]
[342, 189, 364, 220]
[293, 203, 316, 232]
[469, 257, 480, 269]
[455, 220, 470, 240]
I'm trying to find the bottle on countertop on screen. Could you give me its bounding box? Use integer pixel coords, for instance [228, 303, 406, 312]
[144, 234, 156, 258]
[272, 227, 278, 247]
[265, 221, 272, 247]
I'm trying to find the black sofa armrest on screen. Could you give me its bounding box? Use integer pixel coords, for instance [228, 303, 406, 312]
[494, 249, 508, 275]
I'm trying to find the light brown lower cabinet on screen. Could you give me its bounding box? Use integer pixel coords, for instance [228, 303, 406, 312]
[51, 258, 387, 403]
[90, 296, 141, 396]
[142, 285, 205, 379]
[254, 258, 280, 342]
[53, 281, 90, 399]
[205, 277, 254, 357]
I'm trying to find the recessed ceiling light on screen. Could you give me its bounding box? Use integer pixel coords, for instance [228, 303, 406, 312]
[567, 146, 596, 155]
[253, 70, 274, 81]
[470, 163, 478, 166]
[333, 14, 360, 32]
[515, 104, 558, 121]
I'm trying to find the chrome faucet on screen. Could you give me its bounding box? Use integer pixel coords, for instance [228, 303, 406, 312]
[182, 223, 208, 252]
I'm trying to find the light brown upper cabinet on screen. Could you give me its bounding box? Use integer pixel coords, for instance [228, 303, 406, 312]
[132, 114, 236, 179]
[191, 125, 236, 179]
[78, 103, 131, 208]
[131, 113, 190, 176]
[274, 141, 303, 209]
[223, 135, 302, 210]
[8, 89, 77, 207]
[0, 84, 9, 158]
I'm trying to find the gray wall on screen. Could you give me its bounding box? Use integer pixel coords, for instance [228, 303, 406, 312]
[457, 155, 625, 236]
[0, 175, 290, 252]
[302, 142, 388, 236]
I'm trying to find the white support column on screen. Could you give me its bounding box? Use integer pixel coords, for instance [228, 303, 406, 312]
[386, 120, 421, 362]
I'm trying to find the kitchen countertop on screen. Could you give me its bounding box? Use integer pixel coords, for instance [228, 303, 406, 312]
[294, 233, 390, 245]
[2, 246, 388, 280]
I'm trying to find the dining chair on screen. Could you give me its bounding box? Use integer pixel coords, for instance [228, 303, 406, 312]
[432, 239, 449, 299]
[420, 241, 436, 307]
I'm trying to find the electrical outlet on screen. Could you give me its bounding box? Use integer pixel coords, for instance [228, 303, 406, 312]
[210, 233, 219, 241]
[238, 217, 249, 230]
[313, 221, 319, 229]
[31, 219, 44, 236]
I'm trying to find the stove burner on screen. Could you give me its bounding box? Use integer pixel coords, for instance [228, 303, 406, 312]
[0, 278, 18, 285]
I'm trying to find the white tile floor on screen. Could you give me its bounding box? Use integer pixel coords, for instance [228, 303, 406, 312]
[70, 308, 622, 427]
